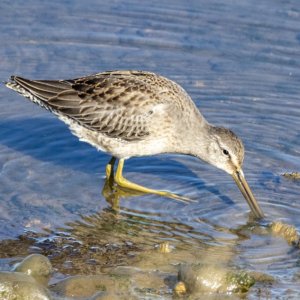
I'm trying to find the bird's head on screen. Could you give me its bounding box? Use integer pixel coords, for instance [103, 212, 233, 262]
[202, 126, 264, 219]
[206, 127, 244, 175]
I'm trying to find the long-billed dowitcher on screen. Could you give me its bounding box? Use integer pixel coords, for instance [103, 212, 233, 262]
[6, 70, 264, 218]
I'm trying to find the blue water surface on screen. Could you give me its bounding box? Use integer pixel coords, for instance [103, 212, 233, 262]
[0, 0, 300, 298]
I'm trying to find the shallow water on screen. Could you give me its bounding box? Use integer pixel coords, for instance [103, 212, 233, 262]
[0, 0, 300, 298]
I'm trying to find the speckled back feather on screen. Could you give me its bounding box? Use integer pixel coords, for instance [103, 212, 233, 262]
[7, 71, 192, 141]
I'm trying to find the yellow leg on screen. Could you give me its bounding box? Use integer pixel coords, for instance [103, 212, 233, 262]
[114, 159, 193, 203]
[105, 156, 116, 179]
[102, 156, 120, 210]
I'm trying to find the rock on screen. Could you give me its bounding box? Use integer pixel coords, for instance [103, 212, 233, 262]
[0, 271, 51, 300]
[282, 172, 300, 180]
[50, 274, 116, 298]
[13, 254, 52, 285]
[90, 291, 120, 299]
[178, 263, 255, 295]
[269, 221, 300, 246]
[156, 241, 173, 253]
[173, 281, 187, 296]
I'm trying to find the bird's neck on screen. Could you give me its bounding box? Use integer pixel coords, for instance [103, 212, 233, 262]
[174, 114, 213, 161]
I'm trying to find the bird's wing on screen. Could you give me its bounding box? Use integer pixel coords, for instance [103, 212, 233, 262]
[9, 71, 167, 141]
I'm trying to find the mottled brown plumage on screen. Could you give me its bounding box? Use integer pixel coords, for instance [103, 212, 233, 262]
[6, 70, 264, 218]
[8, 71, 198, 141]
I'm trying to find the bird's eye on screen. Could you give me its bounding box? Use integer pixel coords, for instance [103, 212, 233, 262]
[222, 149, 229, 156]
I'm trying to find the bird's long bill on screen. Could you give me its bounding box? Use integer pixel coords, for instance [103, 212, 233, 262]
[232, 170, 264, 219]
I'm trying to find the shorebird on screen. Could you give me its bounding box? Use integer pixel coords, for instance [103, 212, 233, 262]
[6, 70, 264, 219]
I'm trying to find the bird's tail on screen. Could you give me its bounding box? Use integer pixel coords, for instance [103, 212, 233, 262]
[5, 76, 73, 113]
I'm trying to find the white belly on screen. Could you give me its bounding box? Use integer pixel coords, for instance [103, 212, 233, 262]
[59, 115, 169, 159]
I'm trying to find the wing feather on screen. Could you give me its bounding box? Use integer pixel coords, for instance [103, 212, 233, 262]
[9, 72, 165, 141]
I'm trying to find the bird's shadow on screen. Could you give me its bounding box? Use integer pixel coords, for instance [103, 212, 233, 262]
[0, 117, 234, 205]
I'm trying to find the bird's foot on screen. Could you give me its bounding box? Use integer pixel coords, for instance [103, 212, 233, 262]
[114, 173, 194, 204]
[103, 157, 195, 204]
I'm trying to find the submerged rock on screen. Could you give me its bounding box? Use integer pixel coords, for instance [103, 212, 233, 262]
[270, 221, 300, 247]
[178, 263, 255, 295]
[173, 281, 187, 296]
[50, 274, 116, 298]
[156, 241, 173, 253]
[282, 172, 300, 180]
[0, 254, 53, 299]
[225, 271, 255, 293]
[0, 271, 51, 300]
[13, 254, 52, 285]
[90, 291, 122, 300]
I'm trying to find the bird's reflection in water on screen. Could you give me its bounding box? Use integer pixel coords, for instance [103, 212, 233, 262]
[56, 162, 276, 282]
[99, 158, 253, 248]
[69, 185, 210, 256]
